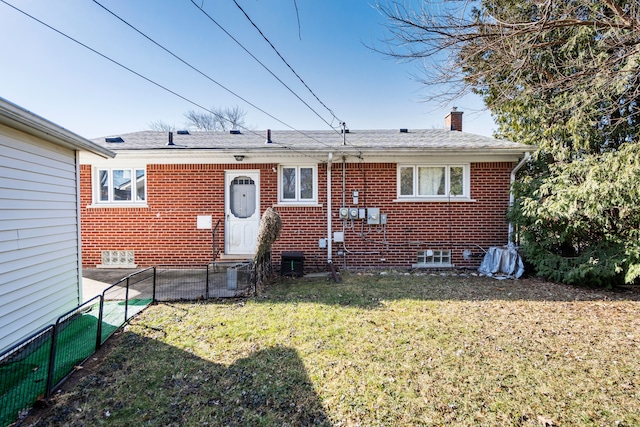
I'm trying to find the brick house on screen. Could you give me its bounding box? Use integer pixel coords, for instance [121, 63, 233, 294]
[79, 111, 532, 272]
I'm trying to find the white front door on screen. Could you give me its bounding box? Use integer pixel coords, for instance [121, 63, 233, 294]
[225, 170, 260, 255]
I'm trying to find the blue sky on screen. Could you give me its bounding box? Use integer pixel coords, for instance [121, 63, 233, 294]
[0, 0, 495, 139]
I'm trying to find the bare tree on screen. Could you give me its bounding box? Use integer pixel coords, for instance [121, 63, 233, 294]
[184, 109, 219, 131]
[148, 120, 176, 132]
[184, 106, 247, 131]
[375, 0, 640, 118]
[223, 106, 247, 130]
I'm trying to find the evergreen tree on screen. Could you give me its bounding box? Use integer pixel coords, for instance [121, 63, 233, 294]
[378, 0, 640, 285]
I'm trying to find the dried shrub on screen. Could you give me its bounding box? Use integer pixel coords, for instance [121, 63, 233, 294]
[253, 208, 282, 291]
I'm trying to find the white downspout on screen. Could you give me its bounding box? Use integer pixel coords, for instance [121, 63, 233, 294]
[508, 152, 531, 246]
[327, 152, 333, 264]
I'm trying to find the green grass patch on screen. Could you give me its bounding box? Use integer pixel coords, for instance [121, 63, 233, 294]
[2, 298, 152, 427]
[26, 273, 640, 426]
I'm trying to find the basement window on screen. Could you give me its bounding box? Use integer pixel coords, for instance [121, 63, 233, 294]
[99, 250, 137, 268]
[414, 250, 452, 268]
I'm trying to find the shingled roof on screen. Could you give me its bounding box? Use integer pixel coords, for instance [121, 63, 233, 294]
[92, 129, 533, 157]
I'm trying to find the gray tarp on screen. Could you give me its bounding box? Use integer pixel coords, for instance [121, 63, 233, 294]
[478, 246, 524, 279]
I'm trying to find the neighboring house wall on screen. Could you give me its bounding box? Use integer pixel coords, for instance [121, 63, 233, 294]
[79, 159, 514, 271]
[0, 125, 81, 352]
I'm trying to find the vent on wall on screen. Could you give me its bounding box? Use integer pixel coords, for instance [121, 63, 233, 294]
[99, 250, 137, 268]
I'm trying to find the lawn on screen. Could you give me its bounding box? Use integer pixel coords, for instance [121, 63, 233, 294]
[22, 272, 640, 426]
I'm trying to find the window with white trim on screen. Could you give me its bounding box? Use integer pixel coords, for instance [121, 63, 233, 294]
[280, 165, 317, 203]
[97, 168, 146, 204]
[398, 164, 468, 198]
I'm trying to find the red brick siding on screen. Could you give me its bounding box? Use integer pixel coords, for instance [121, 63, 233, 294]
[81, 163, 275, 267]
[80, 161, 514, 270]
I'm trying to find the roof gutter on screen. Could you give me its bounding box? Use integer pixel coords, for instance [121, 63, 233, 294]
[508, 152, 531, 246]
[0, 97, 115, 158]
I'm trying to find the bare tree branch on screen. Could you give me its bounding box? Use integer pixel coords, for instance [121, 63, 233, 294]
[148, 120, 175, 132]
[183, 106, 246, 131]
[375, 0, 640, 113]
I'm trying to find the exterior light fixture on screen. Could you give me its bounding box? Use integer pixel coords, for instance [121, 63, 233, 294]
[234, 155, 245, 162]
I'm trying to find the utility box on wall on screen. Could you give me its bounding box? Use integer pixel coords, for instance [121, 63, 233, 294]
[281, 251, 304, 277]
[367, 207, 380, 225]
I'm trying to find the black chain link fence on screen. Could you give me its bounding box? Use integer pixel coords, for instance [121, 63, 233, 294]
[1, 263, 256, 426]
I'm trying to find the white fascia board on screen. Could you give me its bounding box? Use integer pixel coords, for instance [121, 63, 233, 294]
[79, 147, 533, 166]
[81, 149, 325, 166]
[0, 97, 115, 158]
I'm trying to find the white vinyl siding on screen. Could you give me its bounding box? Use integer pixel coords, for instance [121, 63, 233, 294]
[0, 128, 81, 352]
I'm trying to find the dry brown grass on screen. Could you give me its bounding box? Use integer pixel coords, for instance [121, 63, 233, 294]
[20, 272, 640, 426]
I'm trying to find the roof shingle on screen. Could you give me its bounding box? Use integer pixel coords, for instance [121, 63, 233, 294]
[92, 129, 533, 155]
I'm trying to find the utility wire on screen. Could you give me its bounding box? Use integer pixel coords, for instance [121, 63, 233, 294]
[0, 1, 221, 132]
[232, 0, 341, 127]
[229, 1, 362, 156]
[228, 0, 362, 154]
[189, 0, 338, 132]
[91, 0, 357, 157]
[91, 0, 288, 137]
[292, 0, 301, 40]
[0, 0, 330, 163]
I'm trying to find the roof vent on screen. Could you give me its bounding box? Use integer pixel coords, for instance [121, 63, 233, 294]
[167, 132, 175, 146]
[265, 129, 272, 144]
[105, 136, 124, 143]
[230, 129, 241, 135]
[399, 128, 408, 133]
[176, 130, 190, 135]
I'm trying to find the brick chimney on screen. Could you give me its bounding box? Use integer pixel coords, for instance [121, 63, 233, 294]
[445, 107, 463, 131]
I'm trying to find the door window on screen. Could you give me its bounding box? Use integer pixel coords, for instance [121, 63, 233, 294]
[230, 176, 256, 218]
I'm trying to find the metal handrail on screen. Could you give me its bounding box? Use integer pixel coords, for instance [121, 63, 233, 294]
[211, 218, 222, 266]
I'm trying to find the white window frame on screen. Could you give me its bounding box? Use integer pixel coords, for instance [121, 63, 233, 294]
[278, 165, 318, 204]
[95, 167, 147, 205]
[397, 164, 470, 200]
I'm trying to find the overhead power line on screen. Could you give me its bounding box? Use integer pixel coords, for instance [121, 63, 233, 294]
[0, 0, 335, 162]
[189, 0, 340, 132]
[232, 0, 341, 126]
[90, 0, 291, 135]
[90, 0, 357, 157]
[202, 0, 361, 155]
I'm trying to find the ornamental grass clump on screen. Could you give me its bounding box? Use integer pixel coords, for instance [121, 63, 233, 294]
[254, 207, 282, 260]
[253, 207, 282, 290]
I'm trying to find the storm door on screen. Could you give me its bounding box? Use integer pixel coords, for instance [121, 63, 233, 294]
[225, 171, 260, 255]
